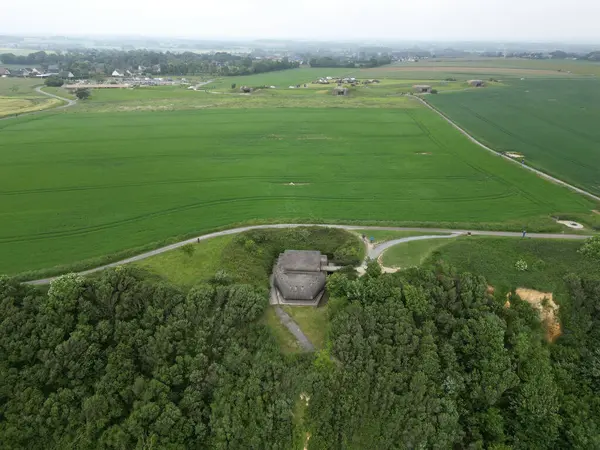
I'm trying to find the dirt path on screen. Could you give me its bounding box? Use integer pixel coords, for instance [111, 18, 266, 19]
[25, 224, 591, 285]
[274, 306, 315, 352]
[0, 86, 76, 121]
[410, 95, 600, 203]
[35, 86, 77, 108]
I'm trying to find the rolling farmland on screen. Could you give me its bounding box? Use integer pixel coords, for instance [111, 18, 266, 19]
[0, 105, 595, 275]
[428, 78, 600, 195]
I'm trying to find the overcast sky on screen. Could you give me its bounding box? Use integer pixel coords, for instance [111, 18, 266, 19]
[2, 0, 600, 42]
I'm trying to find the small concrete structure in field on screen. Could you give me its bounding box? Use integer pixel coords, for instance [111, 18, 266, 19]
[240, 86, 253, 93]
[271, 250, 339, 306]
[413, 84, 432, 93]
[468, 79, 484, 87]
[332, 86, 349, 96]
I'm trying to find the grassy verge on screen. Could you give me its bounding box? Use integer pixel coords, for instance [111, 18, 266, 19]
[381, 238, 455, 268]
[134, 235, 233, 288]
[426, 236, 600, 294]
[282, 305, 329, 350]
[14, 216, 584, 282]
[262, 308, 303, 354]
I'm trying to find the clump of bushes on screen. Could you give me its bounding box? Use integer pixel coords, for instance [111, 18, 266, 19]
[515, 259, 528, 271]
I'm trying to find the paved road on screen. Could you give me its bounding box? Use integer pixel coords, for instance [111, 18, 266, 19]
[411, 95, 600, 203]
[274, 306, 315, 352]
[26, 223, 591, 285]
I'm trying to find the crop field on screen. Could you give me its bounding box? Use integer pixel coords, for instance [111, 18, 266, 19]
[0, 104, 595, 276]
[428, 78, 600, 196]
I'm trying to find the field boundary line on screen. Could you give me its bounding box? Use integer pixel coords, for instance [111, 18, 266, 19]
[25, 224, 591, 285]
[410, 95, 600, 203]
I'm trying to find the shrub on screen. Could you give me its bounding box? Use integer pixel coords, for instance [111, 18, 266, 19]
[180, 243, 195, 257]
[210, 269, 232, 285]
[430, 89, 439, 94]
[74, 88, 91, 100]
[44, 76, 63, 87]
[578, 236, 600, 261]
[515, 259, 528, 272]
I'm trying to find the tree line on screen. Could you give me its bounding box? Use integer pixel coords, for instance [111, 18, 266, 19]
[308, 55, 392, 68]
[0, 50, 299, 77]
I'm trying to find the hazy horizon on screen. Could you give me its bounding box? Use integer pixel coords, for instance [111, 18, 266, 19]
[2, 0, 600, 44]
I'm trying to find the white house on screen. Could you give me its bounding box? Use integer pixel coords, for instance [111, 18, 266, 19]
[112, 70, 124, 77]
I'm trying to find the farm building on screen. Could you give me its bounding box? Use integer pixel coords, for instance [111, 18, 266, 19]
[468, 79, 484, 87]
[272, 250, 329, 306]
[112, 70, 124, 77]
[0, 68, 10, 77]
[332, 86, 349, 96]
[413, 84, 432, 93]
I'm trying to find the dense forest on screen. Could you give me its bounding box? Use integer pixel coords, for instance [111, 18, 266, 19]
[0, 50, 300, 77]
[1, 253, 599, 448]
[0, 270, 305, 449]
[307, 263, 600, 449]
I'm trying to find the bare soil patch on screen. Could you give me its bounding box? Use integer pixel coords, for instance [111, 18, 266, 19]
[416, 152, 432, 155]
[592, 210, 600, 215]
[513, 288, 561, 342]
[505, 152, 525, 159]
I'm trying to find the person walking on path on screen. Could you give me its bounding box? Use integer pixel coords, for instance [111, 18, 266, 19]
[522, 229, 527, 238]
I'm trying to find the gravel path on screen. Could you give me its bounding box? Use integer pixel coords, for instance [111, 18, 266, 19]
[411, 95, 600, 203]
[26, 224, 591, 285]
[274, 306, 315, 352]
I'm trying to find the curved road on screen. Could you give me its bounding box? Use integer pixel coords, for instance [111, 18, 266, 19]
[0, 86, 76, 122]
[26, 224, 590, 285]
[411, 95, 600, 203]
[35, 86, 77, 108]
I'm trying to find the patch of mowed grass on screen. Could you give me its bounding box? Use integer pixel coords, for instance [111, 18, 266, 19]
[0, 106, 595, 276]
[426, 236, 600, 295]
[428, 78, 600, 196]
[282, 305, 329, 350]
[381, 238, 455, 268]
[132, 227, 361, 289]
[134, 235, 233, 288]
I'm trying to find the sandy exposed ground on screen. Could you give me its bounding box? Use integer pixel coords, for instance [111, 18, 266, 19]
[512, 288, 562, 342]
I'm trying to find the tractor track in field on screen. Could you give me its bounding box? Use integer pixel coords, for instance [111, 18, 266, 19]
[25, 223, 591, 285]
[410, 95, 600, 203]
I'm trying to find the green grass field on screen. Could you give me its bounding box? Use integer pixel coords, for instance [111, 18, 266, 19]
[427, 236, 600, 295]
[428, 78, 600, 196]
[0, 78, 60, 117]
[1, 105, 595, 276]
[381, 237, 456, 268]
